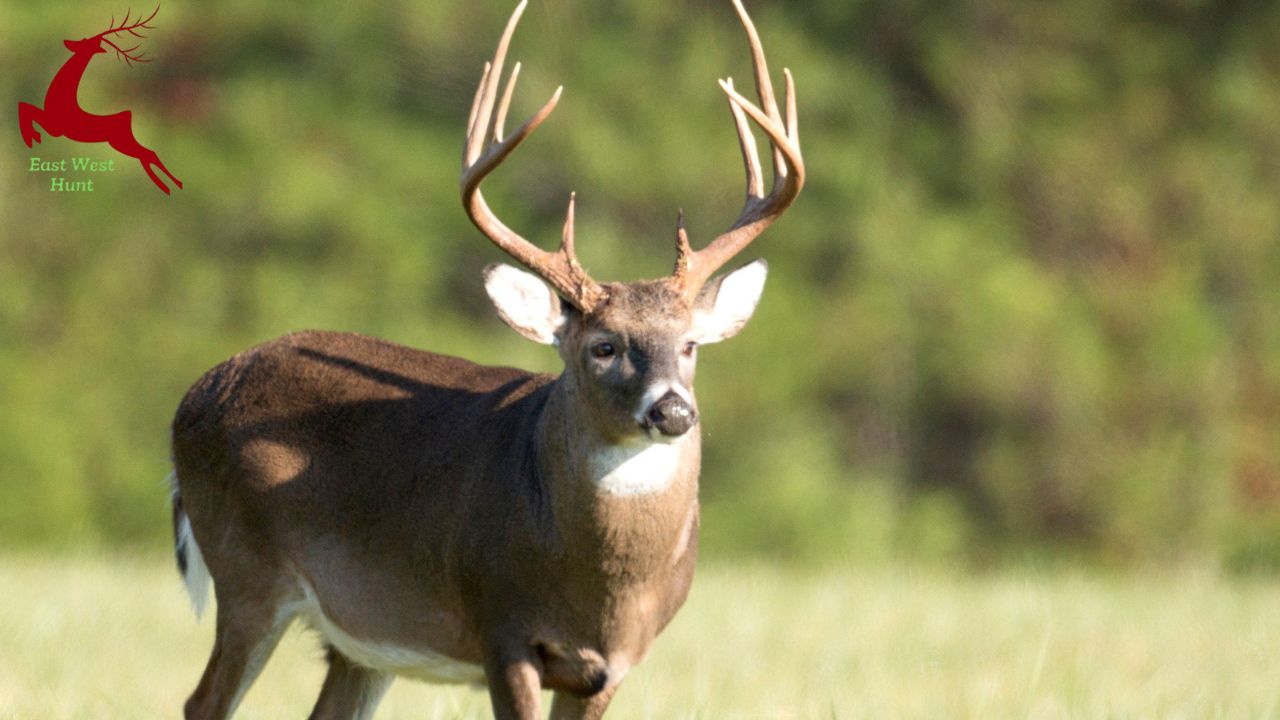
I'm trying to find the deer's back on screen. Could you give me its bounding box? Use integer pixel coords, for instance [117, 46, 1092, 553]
[171, 330, 554, 551]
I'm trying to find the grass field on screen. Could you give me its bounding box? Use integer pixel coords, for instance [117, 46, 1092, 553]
[1, 555, 1278, 719]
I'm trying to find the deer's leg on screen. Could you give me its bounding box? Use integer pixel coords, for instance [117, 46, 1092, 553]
[484, 648, 544, 720]
[17, 102, 44, 147]
[135, 149, 183, 194]
[306, 648, 392, 720]
[184, 590, 293, 720]
[138, 157, 173, 194]
[549, 686, 619, 720]
[102, 113, 179, 194]
[155, 161, 183, 189]
[151, 154, 183, 189]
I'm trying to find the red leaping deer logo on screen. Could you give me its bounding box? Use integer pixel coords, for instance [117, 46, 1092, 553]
[18, 6, 182, 194]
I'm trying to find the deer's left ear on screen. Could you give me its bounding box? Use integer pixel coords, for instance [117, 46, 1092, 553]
[691, 259, 768, 344]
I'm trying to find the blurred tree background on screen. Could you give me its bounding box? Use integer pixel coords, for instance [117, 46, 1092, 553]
[2, 0, 1279, 570]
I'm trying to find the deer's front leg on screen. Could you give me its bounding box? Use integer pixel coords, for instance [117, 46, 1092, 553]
[549, 686, 619, 720]
[17, 103, 43, 147]
[484, 645, 543, 720]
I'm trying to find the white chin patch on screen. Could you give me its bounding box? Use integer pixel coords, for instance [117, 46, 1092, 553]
[591, 438, 688, 496]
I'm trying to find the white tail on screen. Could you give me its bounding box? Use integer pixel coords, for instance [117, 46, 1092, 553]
[170, 474, 210, 619]
[172, 2, 802, 719]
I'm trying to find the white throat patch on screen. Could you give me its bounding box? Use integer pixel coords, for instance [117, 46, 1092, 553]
[591, 438, 688, 496]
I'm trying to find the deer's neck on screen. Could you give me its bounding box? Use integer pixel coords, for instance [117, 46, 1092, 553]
[46, 52, 94, 111]
[534, 378, 700, 576]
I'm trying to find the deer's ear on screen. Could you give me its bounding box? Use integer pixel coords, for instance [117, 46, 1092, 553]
[691, 259, 768, 344]
[484, 264, 567, 345]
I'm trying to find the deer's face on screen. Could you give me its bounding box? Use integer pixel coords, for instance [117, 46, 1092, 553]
[64, 37, 106, 55]
[485, 260, 768, 444]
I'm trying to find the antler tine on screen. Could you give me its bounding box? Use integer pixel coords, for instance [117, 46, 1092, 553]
[562, 192, 578, 258]
[101, 37, 153, 64]
[673, 209, 693, 282]
[724, 77, 764, 201]
[96, 4, 160, 40]
[460, 1, 607, 312]
[494, 61, 521, 142]
[672, 0, 805, 300]
[785, 68, 798, 145]
[464, 61, 492, 156]
[464, 1, 520, 167]
[732, 0, 787, 180]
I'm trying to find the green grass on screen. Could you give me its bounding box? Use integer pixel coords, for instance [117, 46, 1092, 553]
[1, 555, 1279, 718]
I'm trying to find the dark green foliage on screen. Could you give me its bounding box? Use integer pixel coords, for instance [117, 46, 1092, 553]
[3, 0, 1278, 567]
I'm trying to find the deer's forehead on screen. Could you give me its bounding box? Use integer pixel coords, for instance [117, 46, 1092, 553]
[582, 313, 692, 345]
[582, 282, 693, 339]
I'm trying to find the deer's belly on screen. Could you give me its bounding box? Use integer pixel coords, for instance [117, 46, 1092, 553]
[296, 582, 486, 685]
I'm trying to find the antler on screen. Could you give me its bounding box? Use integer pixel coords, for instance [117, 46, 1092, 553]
[94, 6, 161, 66]
[671, 0, 805, 300]
[461, 0, 608, 313]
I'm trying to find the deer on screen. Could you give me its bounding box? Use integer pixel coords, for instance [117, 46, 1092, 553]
[18, 6, 183, 195]
[169, 1, 802, 717]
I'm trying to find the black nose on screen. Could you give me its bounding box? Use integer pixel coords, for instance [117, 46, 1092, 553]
[644, 392, 697, 437]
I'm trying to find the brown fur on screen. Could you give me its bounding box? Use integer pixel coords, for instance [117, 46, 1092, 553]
[172, 271, 733, 719]
[173, 1, 800, 712]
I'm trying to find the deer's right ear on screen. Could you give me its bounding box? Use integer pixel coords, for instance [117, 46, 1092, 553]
[484, 264, 567, 345]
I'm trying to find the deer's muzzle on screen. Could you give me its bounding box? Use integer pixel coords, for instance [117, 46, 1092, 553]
[643, 391, 697, 437]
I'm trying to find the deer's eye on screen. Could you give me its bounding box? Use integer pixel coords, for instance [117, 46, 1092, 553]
[590, 342, 616, 359]
[682, 342, 697, 357]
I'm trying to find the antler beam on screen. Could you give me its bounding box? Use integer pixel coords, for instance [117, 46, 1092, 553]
[460, 0, 608, 313]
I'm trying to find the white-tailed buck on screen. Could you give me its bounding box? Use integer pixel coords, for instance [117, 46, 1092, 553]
[170, 1, 803, 717]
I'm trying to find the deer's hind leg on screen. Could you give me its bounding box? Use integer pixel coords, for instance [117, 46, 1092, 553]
[134, 149, 183, 194]
[102, 111, 182, 193]
[184, 581, 297, 720]
[137, 157, 173, 194]
[307, 648, 392, 720]
[150, 153, 183, 189]
[18, 102, 44, 147]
